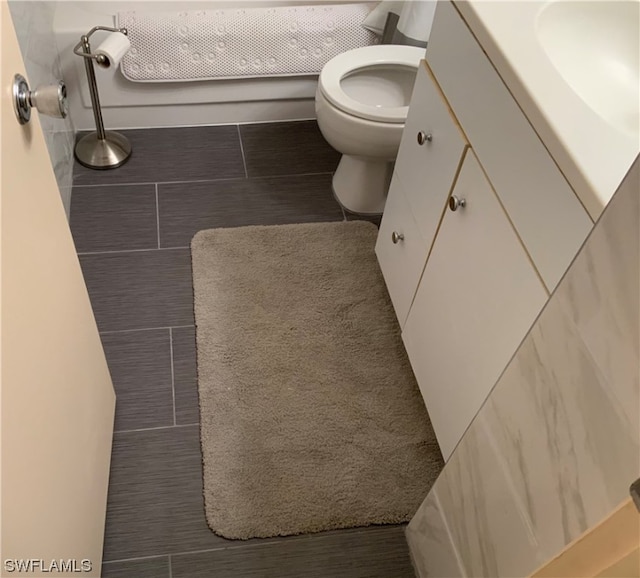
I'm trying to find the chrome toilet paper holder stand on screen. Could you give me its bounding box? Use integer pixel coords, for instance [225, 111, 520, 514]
[73, 26, 132, 169]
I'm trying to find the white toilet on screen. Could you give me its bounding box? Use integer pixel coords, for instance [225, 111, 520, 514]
[315, 44, 425, 215]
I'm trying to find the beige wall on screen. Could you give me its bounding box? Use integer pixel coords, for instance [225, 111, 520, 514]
[407, 156, 640, 577]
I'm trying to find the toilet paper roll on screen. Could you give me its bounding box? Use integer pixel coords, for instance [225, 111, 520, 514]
[362, 1, 404, 35]
[95, 32, 131, 68]
[396, 1, 437, 44]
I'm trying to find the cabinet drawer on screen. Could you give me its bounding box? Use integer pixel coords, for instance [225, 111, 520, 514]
[375, 176, 428, 327]
[402, 151, 548, 459]
[395, 60, 468, 251]
[426, 0, 593, 291]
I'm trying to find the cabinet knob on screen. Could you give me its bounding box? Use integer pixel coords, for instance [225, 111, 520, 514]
[448, 195, 467, 212]
[391, 231, 405, 244]
[417, 131, 433, 145]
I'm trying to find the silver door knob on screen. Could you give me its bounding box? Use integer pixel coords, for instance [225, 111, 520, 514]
[448, 195, 467, 212]
[13, 74, 68, 125]
[391, 231, 405, 244]
[417, 131, 433, 145]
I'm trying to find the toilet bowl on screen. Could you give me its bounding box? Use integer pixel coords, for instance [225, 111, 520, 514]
[315, 45, 424, 214]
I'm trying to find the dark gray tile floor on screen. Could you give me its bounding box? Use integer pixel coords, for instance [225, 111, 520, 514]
[73, 126, 245, 186]
[101, 329, 173, 432]
[70, 122, 406, 577]
[240, 121, 341, 177]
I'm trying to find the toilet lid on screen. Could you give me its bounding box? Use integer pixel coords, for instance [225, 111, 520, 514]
[318, 45, 425, 123]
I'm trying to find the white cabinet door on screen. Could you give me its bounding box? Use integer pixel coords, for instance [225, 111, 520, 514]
[376, 175, 428, 326]
[395, 61, 468, 250]
[376, 60, 468, 327]
[403, 151, 548, 459]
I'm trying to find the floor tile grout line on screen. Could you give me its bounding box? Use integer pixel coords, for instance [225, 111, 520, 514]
[169, 328, 177, 427]
[155, 183, 161, 249]
[236, 124, 248, 178]
[74, 179, 233, 188]
[103, 554, 170, 565]
[103, 525, 407, 565]
[72, 171, 335, 189]
[70, 182, 158, 191]
[99, 325, 195, 336]
[72, 181, 158, 189]
[78, 247, 189, 256]
[102, 542, 293, 565]
[114, 422, 199, 435]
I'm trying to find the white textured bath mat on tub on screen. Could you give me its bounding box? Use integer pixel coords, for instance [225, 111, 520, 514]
[117, 4, 377, 82]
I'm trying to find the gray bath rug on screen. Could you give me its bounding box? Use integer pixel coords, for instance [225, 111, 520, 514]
[191, 221, 443, 540]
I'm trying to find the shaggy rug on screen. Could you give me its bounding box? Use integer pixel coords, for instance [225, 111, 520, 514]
[191, 221, 443, 540]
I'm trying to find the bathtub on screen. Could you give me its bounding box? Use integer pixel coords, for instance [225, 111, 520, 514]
[54, 1, 370, 130]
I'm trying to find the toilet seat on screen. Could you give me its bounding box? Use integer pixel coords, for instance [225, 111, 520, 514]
[318, 45, 424, 124]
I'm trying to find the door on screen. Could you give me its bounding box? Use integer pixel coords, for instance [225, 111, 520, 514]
[1, 3, 115, 574]
[402, 150, 547, 459]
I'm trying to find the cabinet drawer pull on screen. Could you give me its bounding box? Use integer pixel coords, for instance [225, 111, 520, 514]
[391, 231, 405, 244]
[417, 131, 433, 145]
[449, 196, 466, 212]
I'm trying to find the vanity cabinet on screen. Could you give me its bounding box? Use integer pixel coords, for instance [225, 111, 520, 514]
[376, 0, 594, 460]
[376, 61, 468, 326]
[402, 150, 547, 459]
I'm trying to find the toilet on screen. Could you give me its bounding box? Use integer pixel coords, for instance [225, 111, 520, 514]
[315, 44, 425, 215]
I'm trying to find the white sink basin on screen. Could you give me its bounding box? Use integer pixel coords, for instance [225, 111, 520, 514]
[536, 1, 639, 137]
